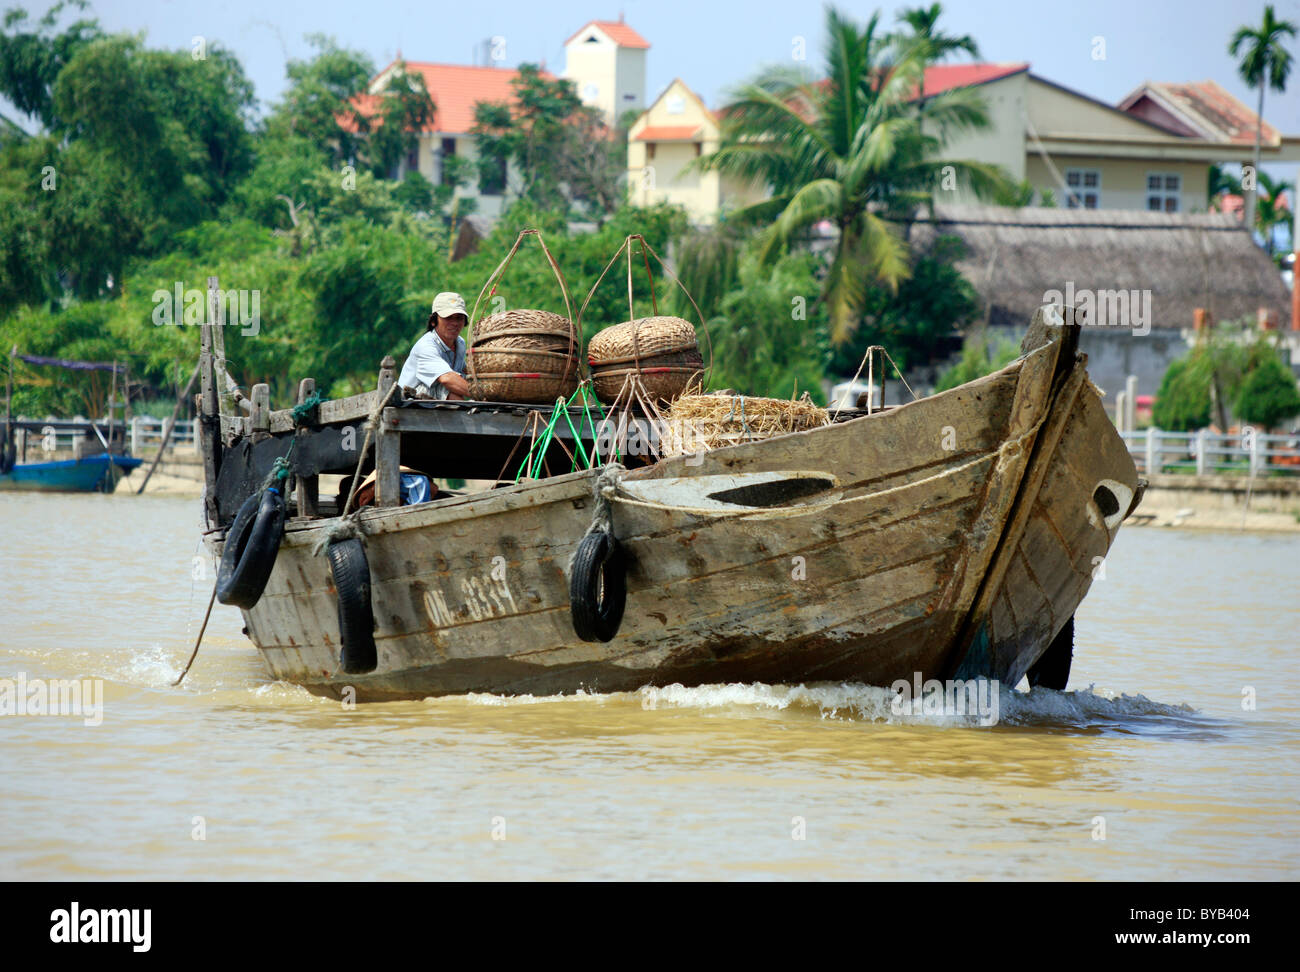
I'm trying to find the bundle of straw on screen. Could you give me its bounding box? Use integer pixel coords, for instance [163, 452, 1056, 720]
[662, 393, 830, 456]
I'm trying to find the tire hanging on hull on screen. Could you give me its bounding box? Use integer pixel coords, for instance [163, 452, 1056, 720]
[327, 537, 377, 674]
[216, 488, 286, 608]
[569, 531, 627, 643]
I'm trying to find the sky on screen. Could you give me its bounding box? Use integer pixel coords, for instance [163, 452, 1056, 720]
[16, 0, 1298, 136]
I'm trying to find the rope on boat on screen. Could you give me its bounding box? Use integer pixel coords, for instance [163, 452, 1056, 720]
[311, 515, 363, 557]
[172, 586, 217, 687]
[175, 393, 329, 686]
[568, 462, 625, 571]
[601, 415, 1049, 521]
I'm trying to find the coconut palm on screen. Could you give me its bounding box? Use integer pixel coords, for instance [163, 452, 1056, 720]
[1229, 5, 1296, 230]
[1255, 170, 1294, 256]
[698, 6, 1005, 343]
[897, 2, 980, 109]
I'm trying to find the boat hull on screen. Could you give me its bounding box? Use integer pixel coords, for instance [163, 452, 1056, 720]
[211, 315, 1140, 701]
[0, 453, 143, 493]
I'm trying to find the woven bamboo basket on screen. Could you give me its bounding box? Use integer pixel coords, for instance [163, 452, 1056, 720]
[473, 309, 576, 348]
[592, 352, 704, 404]
[465, 232, 582, 405]
[467, 310, 580, 403]
[588, 316, 697, 364]
[470, 371, 580, 404]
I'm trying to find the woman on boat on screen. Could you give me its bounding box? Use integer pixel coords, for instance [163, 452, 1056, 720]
[398, 292, 471, 400]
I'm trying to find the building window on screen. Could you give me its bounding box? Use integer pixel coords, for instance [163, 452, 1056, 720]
[1065, 168, 1100, 209]
[694, 142, 702, 157]
[406, 147, 419, 172]
[646, 143, 656, 161]
[1146, 172, 1181, 212]
[666, 94, 685, 115]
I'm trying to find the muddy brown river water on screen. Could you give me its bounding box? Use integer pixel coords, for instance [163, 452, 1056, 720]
[1, 492, 1296, 879]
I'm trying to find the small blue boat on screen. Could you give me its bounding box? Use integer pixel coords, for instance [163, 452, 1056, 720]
[3, 350, 144, 493]
[0, 452, 144, 493]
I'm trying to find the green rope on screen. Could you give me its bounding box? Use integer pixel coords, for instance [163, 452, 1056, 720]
[291, 390, 324, 424]
[257, 392, 327, 493]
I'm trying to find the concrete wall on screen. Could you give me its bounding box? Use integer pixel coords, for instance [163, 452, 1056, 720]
[936, 72, 1028, 200]
[988, 324, 1190, 402]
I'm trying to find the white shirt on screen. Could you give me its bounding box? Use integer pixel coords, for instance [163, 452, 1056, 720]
[398, 330, 467, 399]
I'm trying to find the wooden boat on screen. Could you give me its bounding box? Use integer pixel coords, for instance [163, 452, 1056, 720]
[0, 452, 143, 493]
[2, 354, 141, 494]
[197, 300, 1141, 702]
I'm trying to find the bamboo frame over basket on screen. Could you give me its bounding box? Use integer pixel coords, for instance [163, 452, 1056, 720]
[578, 234, 713, 406]
[465, 230, 581, 403]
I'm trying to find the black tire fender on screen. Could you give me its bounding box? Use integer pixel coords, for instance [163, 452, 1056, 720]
[1027, 615, 1074, 690]
[327, 537, 377, 675]
[569, 531, 627, 643]
[216, 488, 286, 608]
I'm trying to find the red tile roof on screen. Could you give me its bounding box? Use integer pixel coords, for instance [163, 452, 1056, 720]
[1122, 80, 1280, 146]
[634, 125, 701, 141]
[345, 62, 553, 135]
[914, 62, 1028, 98]
[565, 19, 650, 49]
[804, 63, 1026, 105]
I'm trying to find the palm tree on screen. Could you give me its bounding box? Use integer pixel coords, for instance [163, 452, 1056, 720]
[698, 7, 1005, 343]
[1229, 5, 1296, 231]
[1256, 170, 1294, 256]
[897, 3, 980, 111]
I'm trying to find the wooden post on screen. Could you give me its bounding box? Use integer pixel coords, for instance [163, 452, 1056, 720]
[249, 383, 271, 442]
[135, 364, 200, 495]
[295, 378, 319, 518]
[376, 356, 401, 507]
[198, 288, 221, 528]
[208, 276, 238, 418]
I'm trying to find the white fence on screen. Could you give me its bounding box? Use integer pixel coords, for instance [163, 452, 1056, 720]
[129, 416, 199, 455]
[1120, 428, 1300, 477]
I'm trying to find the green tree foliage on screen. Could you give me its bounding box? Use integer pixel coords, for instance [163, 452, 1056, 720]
[830, 234, 978, 374]
[367, 63, 436, 178]
[2, 3, 994, 420]
[470, 64, 624, 215]
[700, 6, 1007, 343]
[704, 251, 831, 402]
[934, 335, 1018, 392]
[1228, 5, 1296, 228]
[1235, 348, 1300, 429]
[0, 0, 102, 130]
[1152, 354, 1213, 431]
[1152, 331, 1298, 431]
[266, 33, 373, 165]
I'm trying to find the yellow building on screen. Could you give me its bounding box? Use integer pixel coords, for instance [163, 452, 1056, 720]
[626, 79, 765, 224]
[911, 64, 1300, 212]
[630, 63, 1299, 222]
[562, 18, 649, 127]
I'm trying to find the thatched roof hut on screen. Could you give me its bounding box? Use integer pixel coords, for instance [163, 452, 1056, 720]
[912, 204, 1290, 330]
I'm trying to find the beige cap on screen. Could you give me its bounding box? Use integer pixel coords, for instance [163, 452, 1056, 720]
[431, 292, 467, 318]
